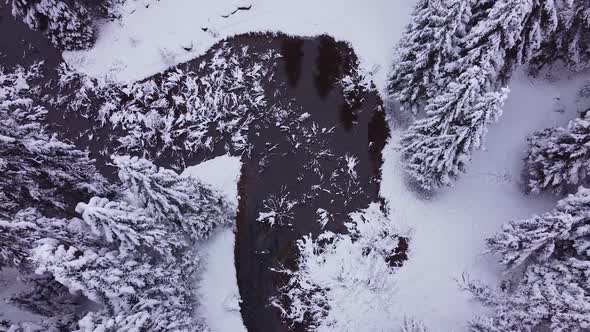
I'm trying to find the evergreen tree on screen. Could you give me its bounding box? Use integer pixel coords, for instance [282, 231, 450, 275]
[18, 154, 230, 330]
[113, 155, 233, 240]
[391, 0, 562, 189]
[0, 64, 109, 218]
[74, 196, 181, 259]
[531, 0, 590, 72]
[33, 236, 200, 332]
[464, 187, 590, 331]
[0, 208, 74, 270]
[388, 0, 471, 115]
[525, 111, 590, 194]
[10, 0, 96, 50]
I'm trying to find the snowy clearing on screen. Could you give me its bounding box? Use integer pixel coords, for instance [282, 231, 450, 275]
[182, 155, 246, 332]
[380, 67, 590, 331]
[63, 0, 416, 91]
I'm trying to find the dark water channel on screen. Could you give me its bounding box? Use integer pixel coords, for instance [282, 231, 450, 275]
[1, 7, 403, 330]
[234, 36, 392, 331]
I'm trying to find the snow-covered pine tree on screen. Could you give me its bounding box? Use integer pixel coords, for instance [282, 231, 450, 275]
[10, 0, 96, 50]
[388, 0, 471, 115]
[400, 68, 509, 189]
[0, 64, 113, 329]
[113, 155, 233, 240]
[74, 196, 181, 260]
[530, 0, 590, 73]
[464, 186, 590, 331]
[0, 208, 74, 270]
[0, 64, 109, 218]
[17, 151, 236, 330]
[33, 235, 200, 332]
[396, 0, 559, 189]
[525, 111, 590, 194]
[8, 273, 83, 330]
[30, 171, 209, 330]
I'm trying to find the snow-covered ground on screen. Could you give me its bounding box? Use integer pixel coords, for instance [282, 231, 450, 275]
[182, 155, 246, 332]
[380, 68, 590, 331]
[63, 0, 415, 91]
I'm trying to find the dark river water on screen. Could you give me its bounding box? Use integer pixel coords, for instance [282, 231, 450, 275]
[1, 5, 405, 330]
[234, 35, 391, 332]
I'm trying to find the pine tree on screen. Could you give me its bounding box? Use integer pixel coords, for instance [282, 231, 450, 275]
[29, 193, 200, 331]
[74, 196, 181, 260]
[0, 208, 73, 270]
[464, 187, 590, 331]
[33, 236, 200, 332]
[391, 0, 560, 189]
[0, 64, 109, 218]
[400, 67, 509, 189]
[113, 155, 233, 240]
[525, 108, 590, 195]
[531, 0, 590, 72]
[388, 0, 471, 115]
[10, 0, 96, 50]
[17, 154, 233, 330]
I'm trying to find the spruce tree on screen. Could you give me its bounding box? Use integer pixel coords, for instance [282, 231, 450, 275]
[464, 186, 590, 331]
[19, 154, 232, 330]
[390, 0, 562, 189]
[388, 0, 471, 115]
[531, 0, 590, 72]
[113, 155, 233, 240]
[10, 0, 96, 50]
[0, 64, 109, 218]
[525, 111, 590, 194]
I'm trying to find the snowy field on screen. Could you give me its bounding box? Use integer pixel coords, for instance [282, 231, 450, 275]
[182, 155, 246, 332]
[63, 0, 415, 91]
[61, 1, 590, 331]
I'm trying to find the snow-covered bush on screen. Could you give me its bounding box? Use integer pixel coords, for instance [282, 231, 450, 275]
[400, 318, 429, 332]
[525, 111, 590, 194]
[389, 0, 590, 189]
[464, 187, 590, 331]
[257, 187, 296, 227]
[275, 203, 403, 331]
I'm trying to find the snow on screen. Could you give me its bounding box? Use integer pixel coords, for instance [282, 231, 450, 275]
[181, 155, 246, 332]
[63, 0, 416, 91]
[194, 228, 245, 332]
[182, 155, 241, 205]
[380, 67, 590, 331]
